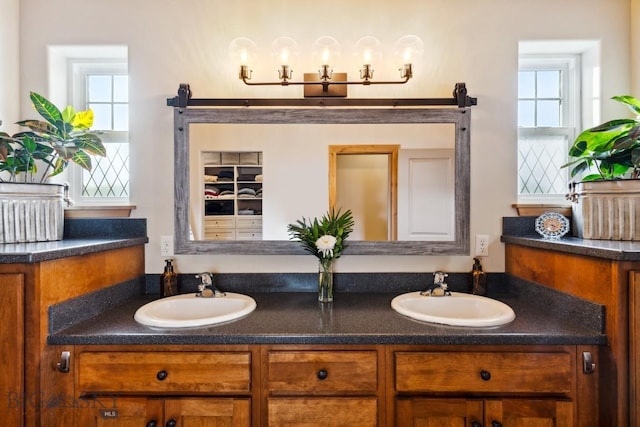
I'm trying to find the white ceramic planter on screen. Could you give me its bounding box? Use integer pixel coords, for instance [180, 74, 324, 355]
[0, 182, 65, 243]
[569, 180, 640, 241]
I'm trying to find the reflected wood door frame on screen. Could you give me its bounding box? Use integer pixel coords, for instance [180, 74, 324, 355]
[328, 144, 399, 240]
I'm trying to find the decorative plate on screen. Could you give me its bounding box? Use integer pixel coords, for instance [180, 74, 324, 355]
[535, 212, 570, 240]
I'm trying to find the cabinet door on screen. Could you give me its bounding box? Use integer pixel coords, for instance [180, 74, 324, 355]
[396, 398, 483, 427]
[75, 397, 162, 427]
[268, 397, 377, 426]
[0, 273, 24, 427]
[484, 399, 574, 427]
[164, 398, 251, 427]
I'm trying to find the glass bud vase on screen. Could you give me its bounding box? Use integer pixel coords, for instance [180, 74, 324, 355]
[318, 259, 334, 303]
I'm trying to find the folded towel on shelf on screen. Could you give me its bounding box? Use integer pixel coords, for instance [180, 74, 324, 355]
[238, 188, 257, 197]
[204, 175, 218, 182]
[254, 174, 263, 182]
[237, 174, 257, 181]
[238, 209, 255, 215]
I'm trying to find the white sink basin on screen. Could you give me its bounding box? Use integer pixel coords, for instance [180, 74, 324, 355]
[134, 293, 256, 328]
[391, 291, 515, 327]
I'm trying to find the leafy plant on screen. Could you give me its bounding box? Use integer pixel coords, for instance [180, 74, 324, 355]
[0, 92, 106, 183]
[287, 208, 355, 262]
[562, 95, 640, 181]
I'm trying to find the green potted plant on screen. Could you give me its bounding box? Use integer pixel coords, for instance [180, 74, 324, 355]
[0, 92, 105, 243]
[287, 208, 354, 302]
[562, 95, 640, 240]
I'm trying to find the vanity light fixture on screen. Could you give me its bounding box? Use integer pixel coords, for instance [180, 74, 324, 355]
[229, 35, 424, 97]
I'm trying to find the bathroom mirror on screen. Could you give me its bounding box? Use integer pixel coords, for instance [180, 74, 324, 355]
[173, 106, 471, 255]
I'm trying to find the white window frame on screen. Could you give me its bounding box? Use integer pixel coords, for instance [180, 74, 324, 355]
[517, 54, 580, 203]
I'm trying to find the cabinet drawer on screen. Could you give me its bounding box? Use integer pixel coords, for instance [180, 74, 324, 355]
[204, 230, 236, 240]
[236, 217, 262, 229]
[268, 397, 377, 426]
[395, 351, 573, 394]
[267, 351, 378, 395]
[77, 351, 251, 394]
[205, 217, 235, 228]
[236, 231, 262, 240]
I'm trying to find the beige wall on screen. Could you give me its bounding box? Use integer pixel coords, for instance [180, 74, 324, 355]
[2, 0, 633, 276]
[0, 0, 19, 133]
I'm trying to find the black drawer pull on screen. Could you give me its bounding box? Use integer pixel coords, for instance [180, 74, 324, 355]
[480, 370, 491, 381]
[317, 369, 328, 380]
[146, 421, 157, 427]
[156, 370, 168, 381]
[166, 419, 177, 427]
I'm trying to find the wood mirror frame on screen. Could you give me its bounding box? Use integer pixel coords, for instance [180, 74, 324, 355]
[168, 81, 477, 256]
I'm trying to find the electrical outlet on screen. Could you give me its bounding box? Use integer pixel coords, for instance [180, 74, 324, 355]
[160, 235, 173, 256]
[475, 234, 489, 257]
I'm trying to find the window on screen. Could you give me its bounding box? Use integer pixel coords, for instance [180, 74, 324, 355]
[517, 55, 578, 201]
[71, 61, 129, 203]
[48, 46, 129, 205]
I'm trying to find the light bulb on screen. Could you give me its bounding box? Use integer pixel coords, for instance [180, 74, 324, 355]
[312, 36, 341, 66]
[355, 36, 381, 65]
[271, 36, 299, 66]
[228, 37, 257, 66]
[393, 35, 424, 64]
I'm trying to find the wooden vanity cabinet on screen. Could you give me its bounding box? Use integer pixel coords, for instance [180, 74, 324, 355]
[73, 345, 255, 427]
[389, 345, 598, 427]
[70, 344, 596, 426]
[505, 243, 631, 426]
[0, 245, 145, 427]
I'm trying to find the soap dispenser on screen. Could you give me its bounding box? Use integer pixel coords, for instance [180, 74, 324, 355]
[471, 257, 487, 296]
[160, 258, 178, 297]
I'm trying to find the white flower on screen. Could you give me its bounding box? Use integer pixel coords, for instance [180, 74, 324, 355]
[316, 234, 337, 258]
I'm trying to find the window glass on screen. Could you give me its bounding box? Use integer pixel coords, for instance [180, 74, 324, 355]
[113, 75, 128, 102]
[517, 100, 535, 127]
[537, 100, 561, 127]
[537, 70, 560, 98]
[89, 103, 112, 130]
[113, 104, 128, 131]
[518, 71, 536, 98]
[88, 75, 112, 102]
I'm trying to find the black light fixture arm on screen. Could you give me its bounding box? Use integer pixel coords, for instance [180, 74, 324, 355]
[166, 82, 478, 108]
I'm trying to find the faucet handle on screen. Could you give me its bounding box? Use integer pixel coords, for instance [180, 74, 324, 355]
[196, 272, 213, 286]
[433, 271, 448, 285]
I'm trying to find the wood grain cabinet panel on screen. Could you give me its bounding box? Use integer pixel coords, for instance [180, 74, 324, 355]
[0, 273, 24, 427]
[76, 397, 251, 427]
[77, 351, 251, 394]
[395, 351, 574, 395]
[268, 397, 377, 426]
[396, 398, 574, 427]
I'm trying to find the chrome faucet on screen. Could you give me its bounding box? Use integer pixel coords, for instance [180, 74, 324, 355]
[420, 271, 451, 297]
[195, 272, 225, 298]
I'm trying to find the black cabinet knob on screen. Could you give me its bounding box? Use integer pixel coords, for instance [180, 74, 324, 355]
[480, 370, 491, 381]
[471, 421, 482, 427]
[317, 369, 328, 380]
[166, 419, 177, 427]
[156, 370, 168, 381]
[491, 421, 503, 427]
[146, 421, 157, 427]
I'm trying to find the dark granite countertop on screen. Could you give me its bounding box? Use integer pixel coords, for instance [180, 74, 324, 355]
[0, 218, 148, 263]
[48, 283, 606, 347]
[502, 216, 640, 261]
[501, 234, 640, 261]
[0, 237, 148, 263]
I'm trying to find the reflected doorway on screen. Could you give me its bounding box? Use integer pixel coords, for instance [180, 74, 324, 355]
[329, 145, 399, 240]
